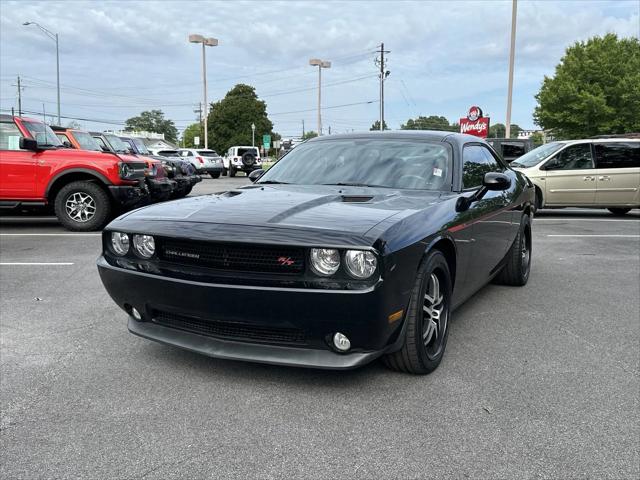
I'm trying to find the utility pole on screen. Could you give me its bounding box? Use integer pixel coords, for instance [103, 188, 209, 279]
[505, 0, 517, 139]
[309, 58, 331, 136]
[189, 34, 218, 149]
[302, 119, 305, 137]
[376, 43, 390, 131]
[42, 103, 46, 123]
[17, 76, 22, 116]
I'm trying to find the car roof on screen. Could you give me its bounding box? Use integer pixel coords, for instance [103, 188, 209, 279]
[552, 137, 640, 145]
[306, 130, 482, 147]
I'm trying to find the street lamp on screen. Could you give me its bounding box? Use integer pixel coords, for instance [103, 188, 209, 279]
[189, 33, 218, 149]
[251, 123, 256, 147]
[23, 21, 60, 125]
[309, 58, 331, 136]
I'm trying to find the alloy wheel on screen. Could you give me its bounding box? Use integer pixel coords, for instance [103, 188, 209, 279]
[422, 271, 448, 359]
[65, 192, 96, 223]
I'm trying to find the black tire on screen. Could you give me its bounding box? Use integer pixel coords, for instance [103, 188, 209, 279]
[223, 168, 228, 176]
[242, 152, 256, 168]
[493, 214, 531, 286]
[383, 250, 452, 375]
[608, 208, 631, 216]
[534, 187, 543, 211]
[210, 172, 221, 179]
[229, 165, 236, 177]
[54, 181, 111, 231]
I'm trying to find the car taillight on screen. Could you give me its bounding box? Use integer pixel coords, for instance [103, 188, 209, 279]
[196, 156, 204, 164]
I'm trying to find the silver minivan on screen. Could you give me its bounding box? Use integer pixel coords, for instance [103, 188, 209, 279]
[511, 138, 639, 215]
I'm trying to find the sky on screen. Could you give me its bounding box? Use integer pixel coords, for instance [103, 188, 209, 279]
[1, 0, 638, 139]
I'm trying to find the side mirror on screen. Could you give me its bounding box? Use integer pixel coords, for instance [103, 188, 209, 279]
[483, 172, 511, 191]
[248, 169, 265, 183]
[19, 137, 39, 151]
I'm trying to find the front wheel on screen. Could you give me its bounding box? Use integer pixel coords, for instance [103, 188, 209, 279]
[493, 214, 531, 286]
[383, 250, 452, 374]
[608, 208, 631, 216]
[54, 181, 111, 231]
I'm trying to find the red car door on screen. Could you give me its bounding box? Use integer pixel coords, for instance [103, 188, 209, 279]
[0, 119, 37, 199]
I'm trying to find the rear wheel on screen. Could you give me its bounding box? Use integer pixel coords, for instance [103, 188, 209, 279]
[493, 214, 531, 286]
[229, 165, 236, 177]
[54, 181, 111, 231]
[608, 208, 631, 216]
[383, 250, 452, 374]
[210, 172, 220, 179]
[534, 187, 543, 211]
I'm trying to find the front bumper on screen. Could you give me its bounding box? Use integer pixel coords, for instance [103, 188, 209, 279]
[97, 256, 405, 369]
[147, 178, 175, 200]
[108, 184, 149, 208]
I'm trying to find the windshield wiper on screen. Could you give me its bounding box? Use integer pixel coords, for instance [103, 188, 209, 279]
[322, 182, 388, 188]
[258, 180, 290, 185]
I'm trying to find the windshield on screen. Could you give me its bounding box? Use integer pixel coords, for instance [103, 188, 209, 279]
[104, 134, 131, 153]
[510, 142, 564, 167]
[22, 121, 62, 147]
[73, 131, 102, 151]
[258, 139, 452, 190]
[197, 149, 219, 156]
[158, 150, 180, 156]
[131, 138, 149, 154]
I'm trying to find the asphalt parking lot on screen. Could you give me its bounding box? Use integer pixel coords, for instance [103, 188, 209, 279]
[1, 180, 638, 479]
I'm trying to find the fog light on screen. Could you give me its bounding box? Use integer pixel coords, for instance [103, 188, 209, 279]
[333, 332, 351, 352]
[131, 307, 142, 321]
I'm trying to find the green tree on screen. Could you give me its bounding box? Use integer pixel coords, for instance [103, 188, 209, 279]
[302, 131, 318, 140]
[124, 109, 179, 142]
[370, 120, 389, 131]
[401, 115, 457, 131]
[181, 123, 203, 148]
[529, 131, 544, 146]
[207, 84, 274, 154]
[488, 123, 522, 138]
[534, 34, 640, 138]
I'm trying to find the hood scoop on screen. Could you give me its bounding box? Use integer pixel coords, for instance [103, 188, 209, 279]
[222, 190, 244, 198]
[341, 195, 374, 203]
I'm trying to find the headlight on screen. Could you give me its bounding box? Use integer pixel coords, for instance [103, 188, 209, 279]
[133, 234, 155, 258]
[111, 232, 130, 256]
[310, 248, 340, 276]
[119, 162, 133, 179]
[344, 250, 377, 279]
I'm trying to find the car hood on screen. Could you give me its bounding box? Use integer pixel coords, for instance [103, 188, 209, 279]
[113, 185, 442, 237]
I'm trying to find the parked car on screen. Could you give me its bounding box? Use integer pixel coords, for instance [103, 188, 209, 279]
[177, 148, 224, 178]
[98, 131, 535, 374]
[223, 146, 262, 177]
[51, 126, 104, 152]
[510, 138, 640, 214]
[121, 137, 201, 199]
[91, 132, 175, 202]
[0, 115, 148, 230]
[485, 138, 533, 163]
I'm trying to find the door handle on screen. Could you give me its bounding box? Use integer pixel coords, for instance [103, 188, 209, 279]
[598, 175, 610, 181]
[583, 176, 595, 181]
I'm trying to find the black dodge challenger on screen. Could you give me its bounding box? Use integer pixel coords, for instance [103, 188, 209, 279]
[98, 131, 534, 374]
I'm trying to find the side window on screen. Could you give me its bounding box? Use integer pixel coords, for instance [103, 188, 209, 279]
[55, 133, 72, 147]
[594, 143, 640, 169]
[544, 144, 594, 170]
[462, 145, 498, 188]
[0, 122, 23, 150]
[94, 137, 109, 151]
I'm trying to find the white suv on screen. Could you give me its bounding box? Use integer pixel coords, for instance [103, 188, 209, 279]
[178, 149, 224, 178]
[224, 146, 262, 177]
[511, 138, 639, 215]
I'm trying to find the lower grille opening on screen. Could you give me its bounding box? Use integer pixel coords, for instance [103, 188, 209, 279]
[151, 310, 307, 346]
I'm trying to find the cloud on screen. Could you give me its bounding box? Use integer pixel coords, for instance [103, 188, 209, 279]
[1, 0, 637, 133]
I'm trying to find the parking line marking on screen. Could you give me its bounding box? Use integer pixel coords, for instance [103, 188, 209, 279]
[536, 219, 639, 223]
[0, 262, 74, 266]
[0, 233, 101, 236]
[547, 234, 640, 237]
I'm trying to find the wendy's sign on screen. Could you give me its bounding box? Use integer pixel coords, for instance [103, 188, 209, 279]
[460, 106, 490, 137]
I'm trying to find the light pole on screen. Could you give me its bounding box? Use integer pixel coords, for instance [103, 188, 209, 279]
[309, 58, 331, 136]
[189, 34, 218, 149]
[505, 0, 517, 139]
[251, 123, 255, 147]
[24, 21, 60, 125]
